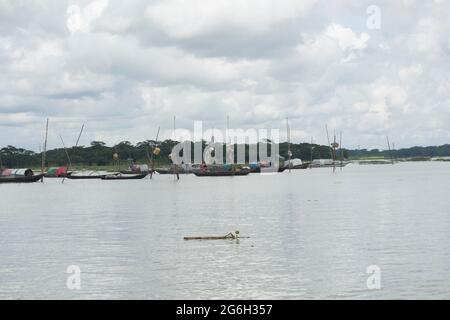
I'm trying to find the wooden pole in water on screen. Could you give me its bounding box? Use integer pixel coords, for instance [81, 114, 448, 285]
[41, 118, 49, 182]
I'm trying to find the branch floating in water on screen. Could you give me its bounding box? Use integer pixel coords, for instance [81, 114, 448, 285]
[184, 231, 248, 241]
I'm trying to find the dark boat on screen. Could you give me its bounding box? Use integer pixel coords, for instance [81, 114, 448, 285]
[155, 168, 190, 174]
[0, 174, 43, 184]
[101, 173, 148, 180]
[66, 172, 106, 179]
[192, 164, 250, 177]
[249, 166, 286, 173]
[120, 170, 151, 175]
[193, 170, 250, 177]
[285, 163, 310, 170]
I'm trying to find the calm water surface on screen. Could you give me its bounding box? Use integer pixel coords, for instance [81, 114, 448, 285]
[1, 162, 450, 299]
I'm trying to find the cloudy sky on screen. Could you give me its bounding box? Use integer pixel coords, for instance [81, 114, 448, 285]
[0, 0, 449, 150]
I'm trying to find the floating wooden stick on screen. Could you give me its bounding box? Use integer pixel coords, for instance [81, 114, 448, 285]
[184, 231, 248, 241]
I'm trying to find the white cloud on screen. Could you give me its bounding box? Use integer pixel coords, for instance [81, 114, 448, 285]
[0, 0, 449, 150]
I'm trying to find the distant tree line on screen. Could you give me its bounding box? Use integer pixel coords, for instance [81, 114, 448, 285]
[350, 144, 450, 159]
[0, 140, 337, 168]
[1, 141, 449, 168]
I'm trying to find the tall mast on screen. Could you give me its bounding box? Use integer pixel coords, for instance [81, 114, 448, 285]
[387, 136, 394, 165]
[41, 118, 49, 182]
[325, 124, 332, 160]
[151, 126, 160, 179]
[173, 116, 179, 180]
[287, 117, 292, 172]
[339, 132, 343, 170]
[75, 124, 84, 147]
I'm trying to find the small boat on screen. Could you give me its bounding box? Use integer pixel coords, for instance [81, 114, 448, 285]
[0, 174, 43, 184]
[101, 173, 148, 180]
[283, 159, 310, 170]
[193, 170, 250, 177]
[248, 166, 286, 173]
[155, 168, 190, 174]
[66, 171, 107, 179]
[192, 164, 250, 177]
[310, 159, 349, 168]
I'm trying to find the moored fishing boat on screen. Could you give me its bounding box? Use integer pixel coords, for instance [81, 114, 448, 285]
[192, 164, 250, 177]
[284, 158, 310, 170]
[0, 174, 43, 184]
[0, 168, 43, 184]
[310, 159, 349, 168]
[66, 171, 108, 179]
[101, 173, 148, 180]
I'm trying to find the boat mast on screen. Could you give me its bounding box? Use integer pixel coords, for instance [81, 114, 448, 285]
[173, 116, 179, 180]
[75, 124, 84, 147]
[59, 135, 73, 171]
[325, 124, 332, 161]
[149, 126, 160, 179]
[387, 136, 394, 165]
[287, 117, 292, 173]
[340, 131, 343, 170]
[41, 118, 49, 182]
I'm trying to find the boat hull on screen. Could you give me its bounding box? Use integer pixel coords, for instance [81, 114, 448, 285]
[66, 174, 104, 179]
[101, 174, 148, 180]
[0, 174, 43, 184]
[193, 170, 250, 177]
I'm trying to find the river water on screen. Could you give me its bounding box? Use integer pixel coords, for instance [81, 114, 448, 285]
[1, 162, 449, 299]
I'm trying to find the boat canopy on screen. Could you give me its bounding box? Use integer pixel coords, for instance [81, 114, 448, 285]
[1, 168, 34, 177]
[47, 167, 68, 177]
[284, 158, 303, 167]
[312, 159, 334, 165]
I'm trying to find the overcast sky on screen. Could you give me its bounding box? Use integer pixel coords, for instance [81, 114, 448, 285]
[0, 0, 449, 150]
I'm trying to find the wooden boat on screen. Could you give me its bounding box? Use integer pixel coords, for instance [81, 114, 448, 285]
[101, 173, 147, 180]
[249, 166, 286, 173]
[155, 168, 190, 174]
[0, 174, 43, 184]
[193, 169, 250, 177]
[287, 163, 310, 170]
[66, 172, 105, 179]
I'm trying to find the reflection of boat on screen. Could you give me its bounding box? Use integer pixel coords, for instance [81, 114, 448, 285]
[0, 174, 43, 184]
[101, 173, 147, 180]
